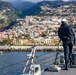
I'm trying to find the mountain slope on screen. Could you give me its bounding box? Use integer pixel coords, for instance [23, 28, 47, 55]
[0, 1, 20, 14]
[22, 1, 75, 16]
[0, 1, 20, 30]
[9, 1, 35, 11]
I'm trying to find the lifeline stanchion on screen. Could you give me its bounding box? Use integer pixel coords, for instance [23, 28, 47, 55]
[21, 45, 42, 75]
[29, 46, 36, 74]
[22, 47, 34, 74]
[54, 40, 61, 65]
[44, 40, 62, 72]
[22, 45, 36, 74]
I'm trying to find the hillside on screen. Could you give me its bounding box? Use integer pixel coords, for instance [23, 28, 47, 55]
[0, 1, 76, 31]
[0, 1, 20, 14]
[0, 1, 20, 30]
[9, 1, 35, 11]
[22, 1, 76, 16]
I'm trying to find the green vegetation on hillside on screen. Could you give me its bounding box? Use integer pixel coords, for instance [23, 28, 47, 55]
[0, 1, 20, 15]
[3, 10, 18, 23]
[0, 1, 20, 29]
[23, 1, 76, 16]
[0, 19, 4, 24]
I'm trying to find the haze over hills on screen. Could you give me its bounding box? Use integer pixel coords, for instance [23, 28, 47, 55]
[2, 0, 76, 2]
[8, 1, 35, 11]
[0, 1, 20, 14]
[0, 0, 76, 31]
[22, 1, 76, 16]
[2, 0, 76, 17]
[1, 0, 76, 17]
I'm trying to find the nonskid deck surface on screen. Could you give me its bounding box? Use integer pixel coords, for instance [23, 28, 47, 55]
[42, 65, 76, 75]
[42, 68, 76, 75]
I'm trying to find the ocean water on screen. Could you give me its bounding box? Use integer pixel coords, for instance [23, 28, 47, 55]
[0, 52, 59, 75]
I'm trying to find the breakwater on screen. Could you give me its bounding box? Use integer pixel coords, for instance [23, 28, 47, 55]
[0, 46, 76, 52]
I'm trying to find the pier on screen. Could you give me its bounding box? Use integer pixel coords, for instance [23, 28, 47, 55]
[0, 46, 76, 52]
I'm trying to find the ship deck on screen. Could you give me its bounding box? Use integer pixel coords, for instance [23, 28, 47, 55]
[42, 65, 76, 75]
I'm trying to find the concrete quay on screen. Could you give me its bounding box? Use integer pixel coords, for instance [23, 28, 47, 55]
[0, 46, 76, 52]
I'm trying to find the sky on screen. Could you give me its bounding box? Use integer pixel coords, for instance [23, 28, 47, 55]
[3, 0, 44, 2]
[2, 0, 75, 2]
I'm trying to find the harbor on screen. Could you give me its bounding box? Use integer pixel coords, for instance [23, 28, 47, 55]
[0, 0, 76, 75]
[0, 50, 76, 75]
[0, 46, 76, 75]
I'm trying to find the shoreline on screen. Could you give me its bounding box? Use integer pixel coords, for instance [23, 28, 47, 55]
[0, 46, 76, 52]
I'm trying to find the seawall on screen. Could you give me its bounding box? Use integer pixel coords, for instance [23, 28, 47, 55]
[0, 46, 76, 52]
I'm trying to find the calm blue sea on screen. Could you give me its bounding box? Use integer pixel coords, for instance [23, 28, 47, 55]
[0, 52, 58, 75]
